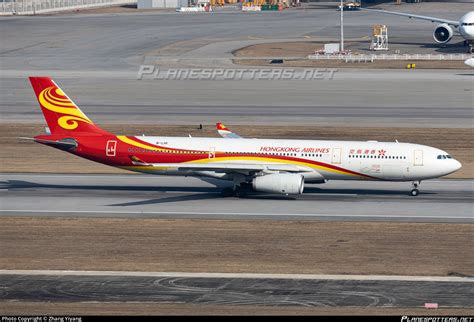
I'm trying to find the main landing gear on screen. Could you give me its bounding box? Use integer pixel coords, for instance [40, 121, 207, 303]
[410, 181, 420, 196]
[221, 183, 252, 198]
[221, 187, 234, 197]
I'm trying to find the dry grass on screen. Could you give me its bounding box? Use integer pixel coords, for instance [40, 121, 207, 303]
[0, 217, 472, 277]
[233, 41, 323, 58]
[1, 301, 473, 316]
[1, 123, 472, 178]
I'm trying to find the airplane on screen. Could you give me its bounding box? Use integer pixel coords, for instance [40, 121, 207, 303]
[359, 8, 474, 51]
[27, 76, 462, 197]
[465, 57, 474, 67]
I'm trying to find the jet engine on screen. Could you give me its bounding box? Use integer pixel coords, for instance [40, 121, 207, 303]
[433, 24, 454, 44]
[252, 173, 304, 195]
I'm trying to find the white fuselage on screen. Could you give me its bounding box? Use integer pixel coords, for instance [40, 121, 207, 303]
[128, 136, 462, 182]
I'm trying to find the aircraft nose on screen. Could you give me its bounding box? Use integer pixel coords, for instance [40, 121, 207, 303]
[453, 160, 462, 172]
[445, 159, 462, 175]
[441, 159, 462, 176]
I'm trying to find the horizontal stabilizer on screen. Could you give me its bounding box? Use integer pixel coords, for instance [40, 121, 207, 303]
[20, 137, 77, 150]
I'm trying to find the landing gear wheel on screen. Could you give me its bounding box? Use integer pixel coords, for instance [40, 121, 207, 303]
[234, 185, 247, 198]
[221, 187, 234, 197]
[410, 181, 420, 196]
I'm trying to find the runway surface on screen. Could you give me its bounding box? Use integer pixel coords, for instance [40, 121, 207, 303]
[1, 271, 472, 308]
[1, 174, 472, 223]
[2, 69, 472, 128]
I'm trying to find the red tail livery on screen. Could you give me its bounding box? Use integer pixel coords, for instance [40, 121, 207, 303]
[29, 77, 108, 136]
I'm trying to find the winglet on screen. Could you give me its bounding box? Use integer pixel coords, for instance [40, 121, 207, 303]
[216, 122, 242, 139]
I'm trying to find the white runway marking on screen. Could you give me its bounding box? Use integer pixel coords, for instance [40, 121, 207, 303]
[1, 209, 472, 220]
[0, 270, 472, 283]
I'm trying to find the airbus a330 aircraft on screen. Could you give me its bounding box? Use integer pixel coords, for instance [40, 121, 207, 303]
[360, 8, 474, 50]
[27, 77, 462, 197]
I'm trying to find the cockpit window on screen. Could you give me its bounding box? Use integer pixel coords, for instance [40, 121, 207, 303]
[437, 155, 452, 160]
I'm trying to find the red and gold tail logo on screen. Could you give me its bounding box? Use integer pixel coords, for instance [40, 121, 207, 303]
[39, 86, 93, 130]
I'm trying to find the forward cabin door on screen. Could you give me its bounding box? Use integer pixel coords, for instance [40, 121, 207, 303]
[208, 147, 216, 159]
[331, 147, 342, 164]
[414, 150, 423, 166]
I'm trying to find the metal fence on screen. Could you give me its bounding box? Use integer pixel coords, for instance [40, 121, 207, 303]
[308, 54, 471, 61]
[1, 0, 137, 15]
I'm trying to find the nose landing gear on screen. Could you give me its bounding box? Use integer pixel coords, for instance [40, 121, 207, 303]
[410, 181, 420, 196]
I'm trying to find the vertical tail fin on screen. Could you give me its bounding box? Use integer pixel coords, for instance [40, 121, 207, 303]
[29, 77, 109, 136]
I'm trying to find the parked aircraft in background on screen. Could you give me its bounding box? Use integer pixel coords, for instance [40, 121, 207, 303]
[27, 77, 462, 197]
[360, 8, 474, 51]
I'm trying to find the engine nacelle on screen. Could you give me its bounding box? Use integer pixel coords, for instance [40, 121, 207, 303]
[252, 173, 304, 195]
[433, 24, 454, 44]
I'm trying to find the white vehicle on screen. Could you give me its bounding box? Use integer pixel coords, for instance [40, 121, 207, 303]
[177, 2, 212, 12]
[360, 8, 474, 51]
[465, 57, 474, 67]
[29, 77, 462, 198]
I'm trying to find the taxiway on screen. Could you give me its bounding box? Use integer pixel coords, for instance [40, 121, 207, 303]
[1, 270, 472, 308]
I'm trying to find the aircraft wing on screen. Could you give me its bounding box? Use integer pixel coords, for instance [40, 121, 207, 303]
[359, 8, 459, 27]
[216, 122, 242, 139]
[132, 159, 315, 174]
